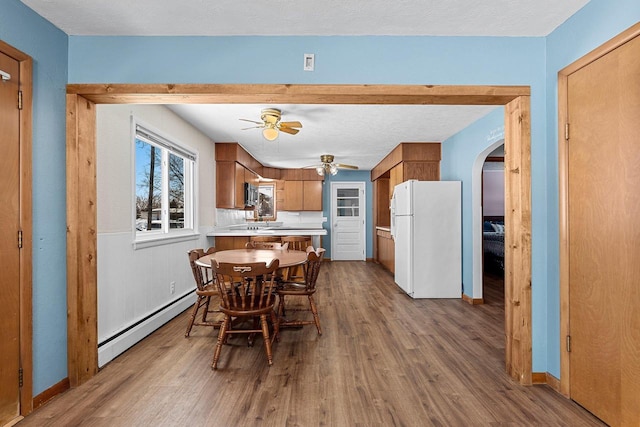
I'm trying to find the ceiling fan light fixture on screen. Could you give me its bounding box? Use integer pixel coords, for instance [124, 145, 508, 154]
[262, 126, 279, 141]
[316, 166, 325, 176]
[329, 164, 338, 175]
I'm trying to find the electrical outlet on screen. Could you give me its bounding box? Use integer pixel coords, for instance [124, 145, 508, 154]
[170, 281, 175, 294]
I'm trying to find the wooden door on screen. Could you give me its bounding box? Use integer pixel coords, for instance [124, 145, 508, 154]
[567, 34, 640, 426]
[0, 50, 22, 425]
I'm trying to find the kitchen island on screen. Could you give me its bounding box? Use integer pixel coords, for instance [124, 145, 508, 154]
[207, 225, 327, 250]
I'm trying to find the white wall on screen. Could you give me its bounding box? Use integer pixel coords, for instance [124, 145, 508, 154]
[96, 104, 215, 365]
[482, 167, 505, 217]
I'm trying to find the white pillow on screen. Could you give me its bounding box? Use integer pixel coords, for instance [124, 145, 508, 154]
[491, 223, 505, 233]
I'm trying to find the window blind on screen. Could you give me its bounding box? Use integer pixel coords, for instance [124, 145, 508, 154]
[135, 124, 197, 162]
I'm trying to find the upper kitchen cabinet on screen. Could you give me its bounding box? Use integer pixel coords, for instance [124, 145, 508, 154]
[282, 180, 323, 211]
[216, 143, 262, 209]
[216, 161, 246, 209]
[371, 143, 441, 183]
[215, 143, 324, 211]
[303, 181, 323, 211]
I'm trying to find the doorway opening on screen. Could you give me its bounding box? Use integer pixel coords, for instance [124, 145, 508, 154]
[481, 145, 505, 306]
[65, 84, 532, 387]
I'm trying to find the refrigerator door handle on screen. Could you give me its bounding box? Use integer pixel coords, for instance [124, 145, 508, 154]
[390, 194, 396, 239]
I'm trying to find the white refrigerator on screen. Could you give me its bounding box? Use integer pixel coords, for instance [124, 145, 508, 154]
[390, 180, 461, 298]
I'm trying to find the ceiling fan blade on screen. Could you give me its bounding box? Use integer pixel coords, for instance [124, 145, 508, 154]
[279, 121, 302, 129]
[335, 163, 359, 170]
[239, 118, 263, 125]
[302, 164, 322, 169]
[241, 125, 263, 130]
[279, 127, 299, 135]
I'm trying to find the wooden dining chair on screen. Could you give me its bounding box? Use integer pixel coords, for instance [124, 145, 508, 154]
[277, 247, 326, 335]
[249, 235, 281, 243]
[185, 247, 222, 337]
[280, 235, 311, 251]
[280, 236, 311, 280]
[245, 241, 289, 250]
[211, 259, 281, 369]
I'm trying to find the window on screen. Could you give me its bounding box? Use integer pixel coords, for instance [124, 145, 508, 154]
[256, 183, 276, 220]
[134, 121, 196, 240]
[336, 188, 360, 216]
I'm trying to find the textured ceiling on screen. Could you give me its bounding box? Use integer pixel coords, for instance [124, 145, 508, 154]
[22, 0, 588, 170]
[21, 0, 589, 36]
[167, 104, 499, 170]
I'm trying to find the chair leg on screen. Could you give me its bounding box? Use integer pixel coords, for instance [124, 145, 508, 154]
[260, 314, 273, 366]
[201, 296, 211, 322]
[212, 315, 230, 370]
[308, 295, 322, 336]
[185, 296, 203, 337]
[270, 309, 280, 343]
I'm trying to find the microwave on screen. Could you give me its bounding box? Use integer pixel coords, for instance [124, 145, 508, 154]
[244, 182, 259, 207]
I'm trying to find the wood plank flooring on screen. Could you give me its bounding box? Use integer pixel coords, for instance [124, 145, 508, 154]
[19, 261, 604, 426]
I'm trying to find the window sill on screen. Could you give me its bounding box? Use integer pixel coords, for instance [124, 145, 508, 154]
[133, 231, 201, 250]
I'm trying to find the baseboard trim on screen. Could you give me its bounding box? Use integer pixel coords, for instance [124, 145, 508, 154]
[532, 372, 561, 392]
[97, 293, 194, 367]
[33, 377, 70, 410]
[462, 293, 484, 305]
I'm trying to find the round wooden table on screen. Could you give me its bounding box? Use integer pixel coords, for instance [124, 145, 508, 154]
[196, 248, 307, 269]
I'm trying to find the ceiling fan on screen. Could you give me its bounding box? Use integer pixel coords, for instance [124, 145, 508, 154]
[308, 154, 359, 176]
[239, 108, 302, 141]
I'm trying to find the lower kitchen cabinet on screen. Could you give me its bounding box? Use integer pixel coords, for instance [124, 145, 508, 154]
[376, 229, 394, 273]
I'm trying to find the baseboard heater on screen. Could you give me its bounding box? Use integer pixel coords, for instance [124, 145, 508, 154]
[97, 290, 195, 367]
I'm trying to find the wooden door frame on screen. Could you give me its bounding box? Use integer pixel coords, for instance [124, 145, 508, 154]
[65, 83, 532, 386]
[0, 40, 33, 417]
[558, 22, 640, 397]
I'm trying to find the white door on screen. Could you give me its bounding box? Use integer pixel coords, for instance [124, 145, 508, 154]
[331, 182, 365, 261]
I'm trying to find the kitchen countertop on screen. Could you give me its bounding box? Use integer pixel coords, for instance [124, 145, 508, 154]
[207, 227, 327, 237]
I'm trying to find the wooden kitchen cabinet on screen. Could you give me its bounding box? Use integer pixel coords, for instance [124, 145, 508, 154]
[303, 181, 323, 211]
[283, 180, 323, 211]
[283, 180, 304, 211]
[215, 161, 261, 209]
[389, 164, 402, 200]
[376, 228, 394, 273]
[371, 142, 441, 270]
[234, 162, 246, 209]
[216, 161, 246, 209]
[214, 236, 250, 251]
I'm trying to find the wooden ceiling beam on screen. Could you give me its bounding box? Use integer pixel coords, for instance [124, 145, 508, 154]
[66, 84, 530, 105]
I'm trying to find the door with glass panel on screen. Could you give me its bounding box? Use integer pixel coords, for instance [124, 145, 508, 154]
[331, 182, 365, 261]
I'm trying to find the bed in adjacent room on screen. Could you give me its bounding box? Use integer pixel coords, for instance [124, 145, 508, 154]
[483, 216, 504, 271]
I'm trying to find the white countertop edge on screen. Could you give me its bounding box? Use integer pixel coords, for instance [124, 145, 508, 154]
[207, 229, 327, 237]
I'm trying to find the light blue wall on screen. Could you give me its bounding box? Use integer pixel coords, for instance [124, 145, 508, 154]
[68, 36, 545, 85]
[442, 107, 551, 369]
[441, 107, 505, 296]
[5, 0, 639, 396]
[0, 0, 69, 395]
[543, 0, 640, 378]
[321, 170, 373, 259]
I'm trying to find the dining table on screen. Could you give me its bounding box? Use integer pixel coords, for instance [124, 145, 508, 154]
[196, 248, 309, 344]
[195, 248, 308, 270]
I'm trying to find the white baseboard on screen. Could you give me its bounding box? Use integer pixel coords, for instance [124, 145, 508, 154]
[98, 293, 195, 367]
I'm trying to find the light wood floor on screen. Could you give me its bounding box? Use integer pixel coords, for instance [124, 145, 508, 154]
[20, 261, 604, 426]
